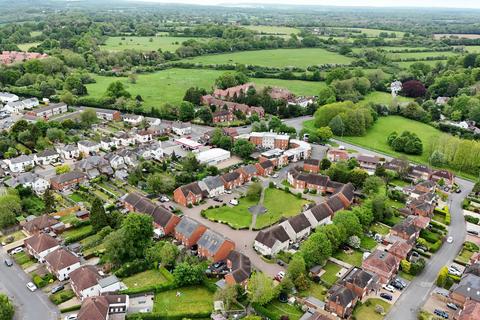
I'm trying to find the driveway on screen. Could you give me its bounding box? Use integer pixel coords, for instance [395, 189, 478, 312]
[0, 249, 59, 320]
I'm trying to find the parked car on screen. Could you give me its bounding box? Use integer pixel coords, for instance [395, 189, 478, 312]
[380, 293, 392, 301]
[26, 282, 37, 292]
[277, 260, 286, 267]
[390, 280, 404, 290]
[64, 314, 78, 320]
[447, 236, 453, 243]
[382, 284, 395, 293]
[51, 284, 64, 294]
[272, 173, 279, 178]
[4, 258, 13, 267]
[226, 190, 232, 194]
[229, 199, 238, 206]
[395, 278, 407, 288]
[434, 309, 449, 319]
[467, 229, 479, 236]
[446, 303, 459, 311]
[10, 247, 23, 255]
[455, 188, 462, 194]
[275, 271, 285, 282]
[213, 197, 222, 203]
[448, 268, 462, 276]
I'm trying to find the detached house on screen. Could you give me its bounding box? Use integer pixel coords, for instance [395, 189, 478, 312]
[78, 294, 129, 320]
[24, 233, 60, 262]
[450, 274, 480, 307]
[362, 250, 400, 284]
[254, 225, 290, 256]
[56, 144, 80, 160]
[123, 114, 144, 126]
[23, 215, 58, 235]
[409, 165, 432, 182]
[4, 154, 34, 173]
[174, 216, 207, 248]
[225, 251, 251, 288]
[356, 154, 380, 171]
[113, 131, 136, 147]
[4, 172, 50, 194]
[70, 266, 123, 300]
[50, 171, 87, 190]
[34, 149, 60, 165]
[172, 121, 192, 136]
[173, 182, 205, 206]
[255, 160, 274, 176]
[78, 140, 101, 155]
[341, 267, 379, 301]
[135, 130, 153, 144]
[44, 248, 81, 281]
[197, 229, 235, 262]
[431, 169, 455, 186]
[327, 149, 349, 163]
[326, 284, 357, 319]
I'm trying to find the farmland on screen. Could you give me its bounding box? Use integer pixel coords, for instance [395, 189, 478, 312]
[86, 68, 326, 107]
[183, 48, 354, 68]
[331, 27, 405, 37]
[387, 50, 458, 60]
[244, 25, 300, 35]
[101, 36, 207, 52]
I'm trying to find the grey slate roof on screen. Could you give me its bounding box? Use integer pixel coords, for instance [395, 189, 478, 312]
[310, 202, 334, 223]
[36, 149, 59, 158]
[221, 171, 240, 183]
[287, 213, 311, 233]
[50, 171, 87, 184]
[328, 284, 356, 307]
[241, 164, 257, 175]
[255, 225, 290, 248]
[202, 176, 224, 190]
[451, 274, 480, 302]
[98, 275, 120, 288]
[326, 194, 346, 212]
[227, 250, 251, 283]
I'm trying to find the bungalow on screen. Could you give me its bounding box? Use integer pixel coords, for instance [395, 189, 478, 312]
[390, 218, 420, 241]
[104, 153, 125, 170]
[78, 294, 129, 320]
[34, 149, 60, 165]
[384, 158, 409, 174]
[172, 121, 192, 136]
[356, 154, 380, 172]
[326, 284, 357, 319]
[225, 251, 251, 288]
[304, 159, 320, 173]
[221, 171, 242, 190]
[388, 240, 413, 261]
[23, 215, 58, 235]
[327, 149, 349, 163]
[303, 202, 334, 228]
[22, 98, 40, 109]
[26, 102, 68, 118]
[44, 248, 81, 281]
[341, 267, 379, 301]
[174, 216, 207, 248]
[254, 225, 290, 256]
[56, 144, 80, 160]
[431, 169, 455, 186]
[199, 176, 225, 198]
[100, 138, 117, 151]
[50, 171, 87, 190]
[450, 273, 480, 307]
[280, 213, 312, 242]
[78, 140, 101, 155]
[173, 182, 205, 206]
[123, 114, 144, 126]
[24, 233, 60, 262]
[362, 250, 400, 284]
[212, 110, 235, 123]
[197, 229, 235, 262]
[0, 92, 18, 103]
[4, 172, 50, 194]
[236, 164, 258, 183]
[113, 132, 136, 147]
[255, 160, 274, 176]
[4, 154, 34, 173]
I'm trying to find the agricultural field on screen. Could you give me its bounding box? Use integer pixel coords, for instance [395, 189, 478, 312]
[86, 68, 327, 107]
[100, 36, 207, 52]
[434, 34, 480, 40]
[397, 60, 447, 68]
[458, 46, 480, 53]
[184, 48, 354, 68]
[244, 25, 300, 35]
[332, 27, 405, 37]
[352, 46, 430, 54]
[387, 51, 458, 60]
[153, 286, 213, 316]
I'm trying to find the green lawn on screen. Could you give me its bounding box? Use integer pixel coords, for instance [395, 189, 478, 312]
[17, 42, 40, 51]
[184, 48, 354, 68]
[0, 230, 26, 243]
[256, 188, 311, 229]
[432, 212, 447, 225]
[398, 270, 415, 281]
[69, 192, 87, 203]
[320, 261, 341, 287]
[333, 250, 363, 267]
[153, 286, 213, 315]
[255, 78, 326, 96]
[260, 300, 304, 320]
[360, 235, 378, 251]
[391, 179, 411, 187]
[353, 298, 391, 320]
[13, 252, 35, 268]
[123, 269, 172, 289]
[101, 36, 207, 52]
[204, 198, 256, 229]
[357, 91, 413, 107]
[456, 248, 475, 265]
[370, 223, 390, 236]
[300, 282, 328, 301]
[244, 25, 300, 35]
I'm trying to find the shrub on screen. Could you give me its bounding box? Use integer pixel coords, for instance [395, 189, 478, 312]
[445, 212, 451, 225]
[32, 273, 54, 288]
[60, 305, 81, 313]
[429, 240, 443, 253]
[115, 260, 150, 278]
[465, 215, 479, 224]
[464, 241, 480, 252]
[50, 290, 75, 305]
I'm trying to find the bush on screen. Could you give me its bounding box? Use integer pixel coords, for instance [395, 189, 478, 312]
[115, 260, 150, 278]
[464, 241, 480, 252]
[445, 212, 451, 225]
[126, 311, 212, 320]
[60, 305, 82, 313]
[465, 215, 479, 224]
[420, 229, 440, 244]
[429, 221, 446, 230]
[32, 273, 54, 288]
[429, 240, 443, 253]
[50, 289, 75, 305]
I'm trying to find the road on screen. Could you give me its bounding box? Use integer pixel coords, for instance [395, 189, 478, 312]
[0, 250, 59, 320]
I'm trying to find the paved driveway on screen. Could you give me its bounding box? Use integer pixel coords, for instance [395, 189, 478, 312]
[0, 249, 59, 320]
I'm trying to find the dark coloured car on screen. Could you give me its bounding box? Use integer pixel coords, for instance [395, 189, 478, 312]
[446, 303, 458, 311]
[51, 284, 64, 294]
[467, 230, 479, 236]
[390, 280, 403, 290]
[213, 197, 222, 202]
[434, 309, 449, 319]
[380, 293, 392, 301]
[277, 260, 286, 267]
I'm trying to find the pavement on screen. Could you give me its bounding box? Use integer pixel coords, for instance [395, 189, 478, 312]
[0, 249, 59, 320]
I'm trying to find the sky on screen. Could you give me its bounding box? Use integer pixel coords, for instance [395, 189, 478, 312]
[137, 0, 480, 9]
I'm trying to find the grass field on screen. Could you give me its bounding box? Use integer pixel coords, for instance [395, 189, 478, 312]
[260, 300, 304, 320]
[397, 60, 447, 68]
[153, 286, 213, 315]
[357, 91, 413, 107]
[256, 188, 310, 229]
[184, 48, 354, 68]
[460, 46, 480, 53]
[18, 42, 40, 51]
[62, 225, 93, 240]
[101, 36, 207, 52]
[244, 25, 300, 35]
[353, 298, 391, 320]
[333, 250, 363, 267]
[203, 198, 256, 229]
[352, 46, 430, 53]
[123, 269, 172, 289]
[86, 68, 326, 107]
[332, 27, 405, 37]
[388, 51, 458, 60]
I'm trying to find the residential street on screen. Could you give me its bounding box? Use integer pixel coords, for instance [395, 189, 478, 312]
[0, 249, 59, 320]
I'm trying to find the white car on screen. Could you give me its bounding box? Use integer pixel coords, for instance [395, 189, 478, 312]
[339, 145, 346, 150]
[229, 199, 238, 206]
[275, 271, 285, 281]
[64, 315, 78, 320]
[447, 236, 453, 243]
[26, 282, 37, 292]
[448, 268, 462, 276]
[10, 247, 24, 255]
[382, 284, 395, 293]
[225, 190, 232, 194]
[272, 173, 279, 178]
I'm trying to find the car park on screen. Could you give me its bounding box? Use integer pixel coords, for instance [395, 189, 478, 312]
[382, 284, 395, 293]
[446, 303, 458, 311]
[434, 309, 449, 319]
[26, 282, 37, 292]
[380, 293, 392, 301]
[4, 258, 13, 267]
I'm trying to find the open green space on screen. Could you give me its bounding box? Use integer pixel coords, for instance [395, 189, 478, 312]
[357, 91, 413, 107]
[460, 46, 480, 53]
[122, 268, 172, 289]
[388, 51, 458, 60]
[18, 42, 40, 51]
[320, 261, 342, 287]
[203, 198, 256, 229]
[101, 36, 207, 52]
[370, 223, 390, 236]
[255, 78, 326, 96]
[69, 192, 87, 203]
[260, 300, 304, 320]
[333, 249, 363, 267]
[153, 286, 213, 315]
[397, 60, 447, 68]
[300, 282, 328, 301]
[332, 27, 405, 37]
[256, 188, 311, 229]
[244, 25, 300, 35]
[184, 48, 354, 68]
[353, 298, 391, 320]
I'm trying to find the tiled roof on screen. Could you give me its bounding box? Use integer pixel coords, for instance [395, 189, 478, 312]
[197, 229, 229, 255]
[175, 216, 202, 238]
[45, 248, 80, 271]
[255, 225, 290, 248]
[24, 233, 59, 253]
[287, 213, 311, 233]
[328, 284, 356, 307]
[310, 203, 334, 223]
[24, 215, 58, 233]
[70, 265, 101, 292]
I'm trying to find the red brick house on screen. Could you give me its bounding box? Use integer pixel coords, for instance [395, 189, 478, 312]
[326, 284, 358, 319]
[327, 149, 349, 162]
[304, 159, 320, 173]
[408, 198, 434, 217]
[255, 160, 274, 176]
[173, 182, 205, 206]
[287, 167, 330, 192]
[390, 218, 420, 241]
[235, 164, 258, 183]
[44, 248, 81, 281]
[221, 171, 242, 190]
[341, 267, 379, 301]
[362, 250, 400, 284]
[174, 216, 207, 248]
[388, 240, 413, 261]
[224, 251, 251, 288]
[50, 171, 87, 190]
[431, 169, 455, 186]
[212, 110, 234, 123]
[197, 229, 235, 262]
[23, 215, 58, 235]
[456, 300, 480, 320]
[450, 274, 480, 308]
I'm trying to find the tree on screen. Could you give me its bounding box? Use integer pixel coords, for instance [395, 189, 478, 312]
[179, 101, 195, 122]
[287, 254, 306, 280]
[232, 139, 255, 159]
[214, 285, 239, 310]
[401, 80, 426, 98]
[0, 294, 14, 320]
[348, 235, 361, 249]
[215, 72, 248, 90]
[300, 232, 332, 267]
[146, 241, 179, 268]
[80, 108, 98, 127]
[146, 173, 175, 194]
[90, 198, 109, 232]
[318, 224, 343, 251]
[320, 158, 331, 170]
[363, 176, 384, 195]
[333, 210, 362, 238]
[316, 127, 333, 143]
[429, 150, 445, 166]
[55, 164, 70, 175]
[46, 127, 65, 143]
[318, 86, 336, 105]
[348, 169, 369, 189]
[43, 189, 55, 213]
[328, 115, 345, 136]
[106, 81, 131, 99]
[248, 272, 276, 305]
[184, 87, 207, 105]
[247, 182, 263, 201]
[196, 108, 212, 124]
[173, 262, 205, 286]
[60, 91, 75, 105]
[436, 266, 449, 288]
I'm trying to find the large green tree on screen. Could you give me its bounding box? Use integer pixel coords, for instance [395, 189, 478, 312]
[248, 272, 276, 305]
[300, 232, 332, 267]
[0, 294, 14, 320]
[90, 197, 110, 232]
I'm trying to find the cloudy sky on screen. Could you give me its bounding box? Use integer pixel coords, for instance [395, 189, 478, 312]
[137, 0, 480, 9]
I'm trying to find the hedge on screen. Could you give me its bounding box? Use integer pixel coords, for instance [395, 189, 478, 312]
[60, 305, 81, 313]
[126, 311, 212, 320]
[429, 220, 446, 230]
[253, 302, 285, 320]
[445, 212, 451, 225]
[120, 281, 176, 295]
[50, 289, 75, 305]
[115, 260, 150, 278]
[64, 227, 96, 245]
[32, 273, 54, 288]
[429, 240, 443, 253]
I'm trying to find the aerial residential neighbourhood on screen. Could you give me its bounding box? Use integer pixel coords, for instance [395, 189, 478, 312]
[2, 2, 480, 320]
